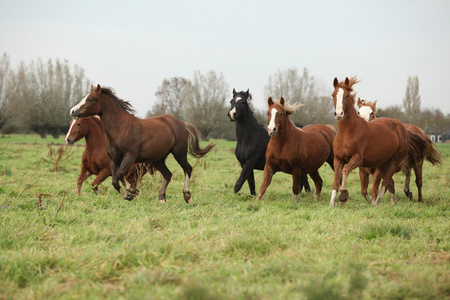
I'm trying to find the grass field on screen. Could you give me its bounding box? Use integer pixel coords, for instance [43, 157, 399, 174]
[0, 134, 449, 299]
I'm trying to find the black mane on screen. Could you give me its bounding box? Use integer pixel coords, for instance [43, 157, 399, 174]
[100, 87, 136, 115]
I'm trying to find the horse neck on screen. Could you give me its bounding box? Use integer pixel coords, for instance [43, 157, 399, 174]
[273, 115, 297, 145]
[97, 97, 134, 138]
[235, 109, 260, 139]
[84, 118, 106, 150]
[339, 98, 364, 129]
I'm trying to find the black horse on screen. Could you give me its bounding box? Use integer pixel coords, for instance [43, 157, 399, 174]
[228, 89, 311, 195]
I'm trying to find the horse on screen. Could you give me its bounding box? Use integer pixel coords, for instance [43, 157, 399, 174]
[357, 98, 443, 202]
[227, 89, 311, 195]
[64, 116, 153, 195]
[256, 97, 335, 203]
[70, 85, 215, 203]
[329, 77, 412, 206]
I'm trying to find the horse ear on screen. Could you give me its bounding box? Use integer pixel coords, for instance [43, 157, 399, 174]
[268, 97, 274, 106]
[345, 77, 350, 85]
[333, 77, 339, 88]
[90, 84, 95, 92]
[96, 84, 101, 94]
[373, 100, 377, 107]
[246, 89, 252, 102]
[357, 97, 363, 107]
[233, 88, 236, 96]
[280, 97, 285, 106]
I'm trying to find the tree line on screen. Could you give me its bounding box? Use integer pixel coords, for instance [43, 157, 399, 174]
[1, 53, 449, 140]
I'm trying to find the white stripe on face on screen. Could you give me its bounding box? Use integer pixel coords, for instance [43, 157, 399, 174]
[229, 107, 236, 119]
[70, 94, 88, 118]
[358, 106, 373, 122]
[267, 108, 277, 133]
[65, 120, 76, 144]
[335, 88, 344, 119]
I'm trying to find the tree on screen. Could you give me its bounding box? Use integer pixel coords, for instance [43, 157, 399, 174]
[149, 77, 189, 119]
[264, 67, 335, 125]
[1, 55, 90, 137]
[403, 75, 421, 123]
[183, 70, 229, 139]
[0, 53, 15, 130]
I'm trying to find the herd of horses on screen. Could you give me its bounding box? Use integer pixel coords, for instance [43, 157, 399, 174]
[67, 77, 443, 206]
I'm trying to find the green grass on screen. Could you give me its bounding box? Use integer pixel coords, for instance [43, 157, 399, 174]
[1, 135, 449, 299]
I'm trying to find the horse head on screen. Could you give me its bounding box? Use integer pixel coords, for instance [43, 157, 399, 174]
[65, 118, 89, 145]
[228, 89, 252, 121]
[267, 97, 302, 136]
[70, 84, 104, 119]
[332, 77, 359, 121]
[357, 98, 377, 122]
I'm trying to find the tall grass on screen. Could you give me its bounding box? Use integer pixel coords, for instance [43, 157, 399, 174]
[0, 136, 449, 299]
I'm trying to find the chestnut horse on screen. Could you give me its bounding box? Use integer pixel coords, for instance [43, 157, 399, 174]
[329, 77, 410, 206]
[65, 116, 152, 195]
[357, 99, 442, 202]
[70, 85, 215, 203]
[256, 97, 335, 203]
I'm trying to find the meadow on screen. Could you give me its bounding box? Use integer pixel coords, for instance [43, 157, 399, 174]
[0, 134, 449, 299]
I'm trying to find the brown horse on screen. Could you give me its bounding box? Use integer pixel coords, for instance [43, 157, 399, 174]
[70, 85, 215, 203]
[64, 116, 152, 195]
[256, 97, 335, 203]
[329, 77, 411, 206]
[357, 99, 443, 202]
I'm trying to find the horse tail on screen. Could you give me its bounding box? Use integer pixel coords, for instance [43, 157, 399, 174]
[182, 121, 216, 158]
[424, 135, 444, 166]
[400, 131, 428, 173]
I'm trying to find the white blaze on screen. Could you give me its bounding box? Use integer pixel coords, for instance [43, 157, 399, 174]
[335, 88, 344, 118]
[64, 120, 76, 144]
[358, 106, 373, 122]
[267, 108, 277, 133]
[70, 94, 88, 118]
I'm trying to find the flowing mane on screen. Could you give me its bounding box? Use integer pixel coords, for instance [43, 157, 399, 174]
[272, 99, 303, 115]
[100, 87, 136, 115]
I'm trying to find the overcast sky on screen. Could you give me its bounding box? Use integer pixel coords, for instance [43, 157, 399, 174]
[1, 0, 449, 117]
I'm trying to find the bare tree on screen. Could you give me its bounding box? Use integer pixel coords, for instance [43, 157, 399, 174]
[403, 75, 421, 123]
[149, 77, 190, 119]
[183, 70, 229, 139]
[0, 53, 15, 130]
[264, 67, 335, 125]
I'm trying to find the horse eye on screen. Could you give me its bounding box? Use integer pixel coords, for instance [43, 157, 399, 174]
[357, 111, 360, 115]
[77, 123, 81, 126]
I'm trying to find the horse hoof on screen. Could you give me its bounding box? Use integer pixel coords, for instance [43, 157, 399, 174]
[185, 197, 192, 204]
[159, 199, 166, 204]
[338, 190, 349, 203]
[125, 194, 135, 201]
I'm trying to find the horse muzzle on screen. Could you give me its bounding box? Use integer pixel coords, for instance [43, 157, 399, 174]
[65, 137, 74, 145]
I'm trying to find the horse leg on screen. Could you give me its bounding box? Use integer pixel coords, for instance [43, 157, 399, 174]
[374, 160, 401, 206]
[370, 168, 383, 205]
[256, 165, 275, 201]
[90, 168, 111, 193]
[338, 154, 362, 205]
[300, 174, 312, 193]
[292, 169, 303, 203]
[388, 178, 397, 204]
[235, 156, 259, 195]
[308, 171, 323, 201]
[413, 162, 424, 202]
[110, 157, 135, 201]
[403, 168, 413, 200]
[330, 158, 344, 207]
[173, 153, 193, 204]
[358, 168, 371, 204]
[76, 166, 92, 195]
[247, 170, 256, 196]
[152, 160, 173, 203]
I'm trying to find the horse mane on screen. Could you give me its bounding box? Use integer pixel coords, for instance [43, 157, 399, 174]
[100, 87, 136, 115]
[272, 99, 303, 115]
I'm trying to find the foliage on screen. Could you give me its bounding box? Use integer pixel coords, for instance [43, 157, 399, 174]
[0, 135, 449, 299]
[0, 53, 90, 137]
[149, 77, 190, 120]
[403, 75, 421, 123]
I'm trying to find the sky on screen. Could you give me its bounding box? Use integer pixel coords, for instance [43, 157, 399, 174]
[1, 0, 450, 118]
